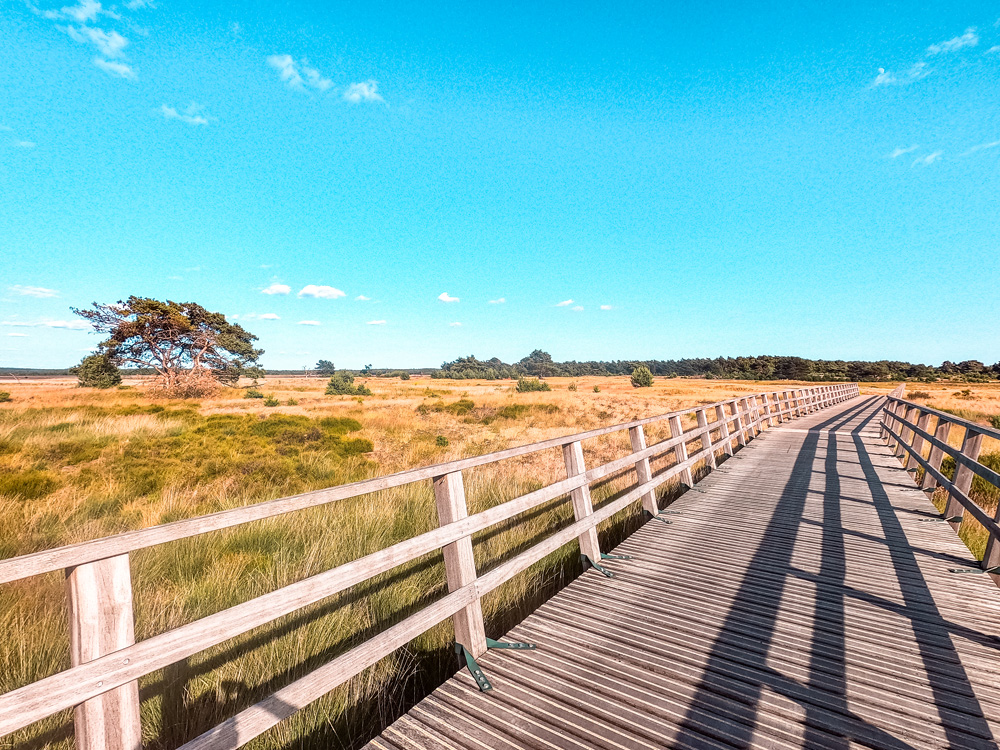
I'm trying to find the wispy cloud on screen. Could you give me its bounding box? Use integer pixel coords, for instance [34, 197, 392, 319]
[912, 151, 943, 166]
[961, 140, 1000, 156]
[599, 305, 613, 310]
[438, 292, 459, 303]
[160, 103, 210, 125]
[9, 285, 59, 298]
[297, 320, 321, 326]
[449, 322, 462, 327]
[258, 313, 280, 320]
[6, 332, 29, 337]
[45, 0, 115, 23]
[64, 25, 127, 57]
[298, 284, 345, 299]
[343, 80, 383, 103]
[488, 297, 506, 304]
[366, 320, 386, 325]
[2, 319, 88, 329]
[871, 62, 930, 87]
[355, 295, 371, 301]
[927, 28, 978, 55]
[14, 141, 36, 148]
[571, 305, 584, 312]
[266, 54, 333, 92]
[889, 144, 920, 158]
[556, 299, 573, 307]
[125, 0, 155, 9]
[987, 45, 1000, 54]
[261, 283, 291, 295]
[93, 57, 135, 79]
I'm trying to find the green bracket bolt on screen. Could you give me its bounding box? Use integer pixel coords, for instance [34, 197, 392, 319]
[601, 552, 633, 560]
[455, 643, 493, 692]
[486, 637, 536, 650]
[581, 554, 615, 578]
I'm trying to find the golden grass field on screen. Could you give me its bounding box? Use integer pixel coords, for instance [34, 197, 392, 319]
[1, 375, 998, 749]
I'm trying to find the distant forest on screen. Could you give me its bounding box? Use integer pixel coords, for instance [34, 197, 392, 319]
[3, 350, 997, 382]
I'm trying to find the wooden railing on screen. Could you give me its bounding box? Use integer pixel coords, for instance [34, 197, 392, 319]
[0, 383, 859, 749]
[880, 384, 1000, 580]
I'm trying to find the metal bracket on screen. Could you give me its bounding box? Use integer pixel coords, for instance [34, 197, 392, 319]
[486, 637, 536, 650]
[660, 510, 681, 515]
[644, 509, 672, 525]
[946, 516, 964, 523]
[455, 643, 493, 692]
[679, 483, 706, 494]
[581, 554, 615, 578]
[601, 552, 633, 561]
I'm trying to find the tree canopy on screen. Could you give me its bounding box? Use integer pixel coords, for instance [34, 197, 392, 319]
[72, 297, 263, 393]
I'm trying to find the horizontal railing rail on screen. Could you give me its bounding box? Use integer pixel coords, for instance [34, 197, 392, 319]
[0, 382, 859, 749]
[879, 384, 1000, 580]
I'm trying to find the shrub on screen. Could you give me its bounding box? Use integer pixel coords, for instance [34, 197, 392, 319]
[516, 378, 550, 393]
[71, 353, 122, 389]
[244, 388, 264, 399]
[593, 386, 601, 393]
[435, 435, 449, 447]
[0, 470, 60, 500]
[0, 391, 11, 403]
[263, 395, 280, 407]
[953, 389, 973, 400]
[400, 372, 411, 381]
[990, 415, 1000, 431]
[418, 398, 475, 416]
[909, 391, 931, 399]
[326, 372, 373, 396]
[568, 383, 578, 391]
[286, 398, 299, 406]
[630, 365, 654, 388]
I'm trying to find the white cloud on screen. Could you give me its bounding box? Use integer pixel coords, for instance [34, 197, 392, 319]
[298, 284, 345, 299]
[160, 103, 209, 125]
[571, 305, 584, 312]
[267, 54, 332, 92]
[871, 68, 896, 87]
[46, 0, 112, 23]
[65, 25, 128, 57]
[961, 140, 1000, 156]
[6, 333, 29, 337]
[343, 80, 383, 103]
[355, 295, 371, 301]
[259, 313, 280, 320]
[871, 62, 929, 88]
[438, 292, 459, 303]
[45, 320, 89, 329]
[488, 297, 506, 304]
[14, 141, 36, 148]
[366, 320, 386, 325]
[890, 145, 920, 158]
[556, 299, 573, 306]
[262, 283, 291, 295]
[9, 285, 59, 298]
[600, 305, 613, 310]
[94, 57, 135, 79]
[927, 28, 978, 55]
[449, 322, 462, 327]
[912, 151, 943, 166]
[297, 320, 321, 326]
[987, 46, 1000, 54]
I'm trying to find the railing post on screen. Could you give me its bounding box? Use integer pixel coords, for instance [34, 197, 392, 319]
[66, 554, 142, 750]
[563, 441, 602, 562]
[696, 409, 717, 470]
[945, 427, 984, 532]
[669, 414, 694, 487]
[748, 396, 762, 435]
[628, 425, 658, 516]
[713, 403, 734, 456]
[906, 410, 932, 471]
[433, 471, 487, 657]
[780, 391, 791, 421]
[896, 406, 919, 460]
[761, 393, 775, 428]
[793, 390, 803, 417]
[732, 400, 747, 446]
[921, 418, 952, 490]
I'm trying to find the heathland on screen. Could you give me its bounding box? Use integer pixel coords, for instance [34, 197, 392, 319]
[1, 376, 998, 749]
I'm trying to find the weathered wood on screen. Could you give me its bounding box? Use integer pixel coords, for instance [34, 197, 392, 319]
[907, 410, 932, 470]
[66, 554, 142, 750]
[563, 440, 602, 562]
[760, 393, 774, 428]
[733, 400, 747, 447]
[668, 414, 693, 487]
[434, 471, 487, 657]
[947, 427, 984, 531]
[713, 404, 734, 456]
[628, 425, 658, 516]
[922, 418, 952, 491]
[695, 409, 716, 470]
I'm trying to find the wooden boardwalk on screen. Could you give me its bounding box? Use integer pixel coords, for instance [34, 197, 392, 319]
[368, 396, 1000, 750]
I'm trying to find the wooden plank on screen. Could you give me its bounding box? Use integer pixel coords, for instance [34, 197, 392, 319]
[434, 471, 486, 657]
[563, 440, 602, 562]
[66, 554, 142, 750]
[948, 427, 985, 532]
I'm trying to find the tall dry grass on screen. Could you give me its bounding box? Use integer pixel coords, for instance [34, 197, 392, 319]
[0, 375, 854, 748]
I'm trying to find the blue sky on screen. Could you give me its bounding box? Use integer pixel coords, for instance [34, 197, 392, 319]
[2, 0, 999, 369]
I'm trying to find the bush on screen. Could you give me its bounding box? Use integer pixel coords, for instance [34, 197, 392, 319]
[953, 389, 973, 400]
[326, 372, 373, 396]
[435, 435, 449, 447]
[568, 383, 578, 391]
[516, 378, 551, 393]
[418, 398, 475, 416]
[909, 391, 931, 399]
[593, 386, 601, 393]
[286, 398, 299, 406]
[630, 365, 654, 388]
[400, 372, 411, 381]
[71, 353, 122, 389]
[0, 391, 10, 403]
[990, 415, 1000, 431]
[263, 395, 280, 407]
[244, 388, 264, 399]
